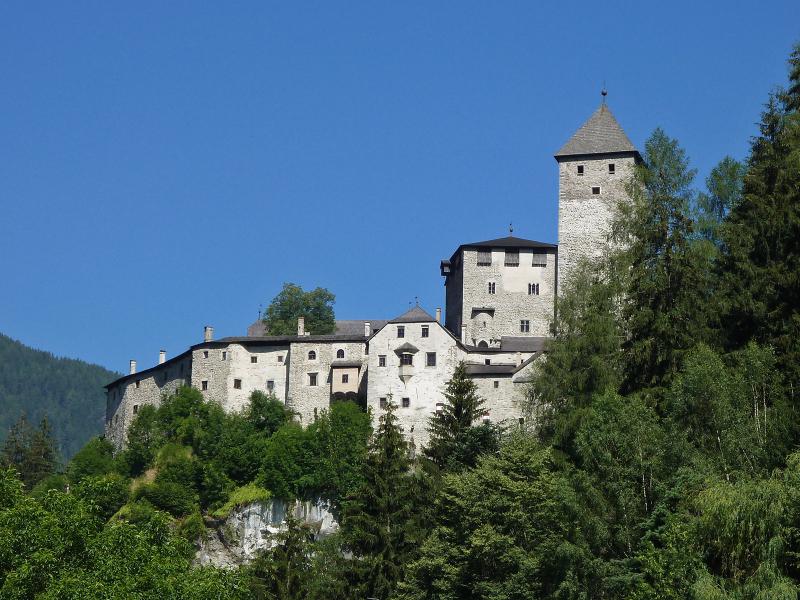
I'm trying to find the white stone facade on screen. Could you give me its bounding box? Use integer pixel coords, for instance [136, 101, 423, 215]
[105, 101, 637, 451]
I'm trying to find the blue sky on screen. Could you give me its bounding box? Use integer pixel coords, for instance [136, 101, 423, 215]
[1, 2, 798, 373]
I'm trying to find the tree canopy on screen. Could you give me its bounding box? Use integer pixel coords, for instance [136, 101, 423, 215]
[262, 283, 336, 335]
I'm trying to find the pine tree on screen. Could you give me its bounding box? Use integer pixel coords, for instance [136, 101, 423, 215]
[613, 128, 713, 393]
[719, 43, 800, 384]
[339, 400, 417, 599]
[1, 414, 58, 489]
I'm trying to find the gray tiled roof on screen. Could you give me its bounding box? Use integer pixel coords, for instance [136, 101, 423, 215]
[464, 363, 517, 375]
[334, 319, 389, 335]
[463, 236, 557, 250]
[389, 306, 436, 323]
[499, 336, 549, 352]
[331, 359, 363, 368]
[555, 104, 638, 158]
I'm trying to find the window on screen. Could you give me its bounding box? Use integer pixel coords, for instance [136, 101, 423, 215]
[520, 320, 530, 333]
[608, 163, 616, 174]
[133, 404, 139, 414]
[488, 282, 496, 294]
[426, 352, 436, 367]
[402, 397, 410, 408]
[485, 358, 491, 365]
[163, 372, 168, 384]
[251, 356, 258, 364]
[278, 355, 284, 363]
[203, 350, 209, 359]
[378, 355, 386, 367]
[135, 380, 140, 389]
[308, 350, 316, 360]
[397, 326, 405, 338]
[519, 417, 525, 425]
[592, 186, 600, 195]
[221, 351, 227, 360]
[201, 380, 208, 391]
[267, 380, 275, 393]
[532, 253, 547, 267]
[577, 165, 584, 175]
[379, 397, 388, 409]
[234, 379, 242, 389]
[477, 250, 492, 266]
[400, 353, 413, 366]
[308, 373, 318, 386]
[504, 250, 519, 266]
[336, 349, 345, 359]
[528, 282, 540, 295]
[494, 380, 499, 389]
[421, 325, 429, 338]
[342, 374, 349, 384]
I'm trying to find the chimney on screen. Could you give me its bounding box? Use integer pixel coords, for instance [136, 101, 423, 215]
[460, 325, 467, 344]
[129, 359, 137, 375]
[364, 321, 371, 337]
[159, 350, 166, 364]
[435, 307, 441, 323]
[204, 326, 214, 342]
[297, 317, 305, 336]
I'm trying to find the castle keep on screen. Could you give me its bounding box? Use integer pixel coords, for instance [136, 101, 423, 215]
[105, 101, 639, 450]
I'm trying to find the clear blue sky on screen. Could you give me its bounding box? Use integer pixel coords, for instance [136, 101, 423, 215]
[1, 2, 798, 373]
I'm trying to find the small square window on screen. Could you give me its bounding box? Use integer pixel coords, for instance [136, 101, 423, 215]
[518, 417, 525, 425]
[426, 352, 437, 367]
[577, 165, 584, 175]
[133, 404, 139, 414]
[378, 355, 387, 367]
[402, 397, 410, 408]
[592, 186, 600, 195]
[397, 326, 405, 338]
[608, 163, 615, 174]
[251, 356, 258, 364]
[485, 359, 491, 365]
[379, 397, 388, 409]
[494, 381, 499, 389]
[504, 250, 519, 267]
[267, 380, 275, 393]
[342, 374, 349, 384]
[309, 373, 318, 386]
[234, 379, 242, 389]
[201, 380, 208, 391]
[477, 250, 492, 266]
[203, 351, 209, 359]
[222, 351, 227, 360]
[421, 325, 429, 338]
[278, 355, 283, 363]
[520, 320, 530, 333]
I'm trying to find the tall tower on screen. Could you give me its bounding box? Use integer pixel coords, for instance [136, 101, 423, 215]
[555, 97, 640, 293]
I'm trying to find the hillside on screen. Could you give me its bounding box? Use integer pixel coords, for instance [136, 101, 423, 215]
[0, 333, 119, 460]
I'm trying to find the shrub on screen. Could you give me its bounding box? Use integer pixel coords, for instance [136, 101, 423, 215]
[133, 480, 197, 517]
[74, 473, 130, 520]
[67, 437, 115, 483]
[212, 483, 271, 519]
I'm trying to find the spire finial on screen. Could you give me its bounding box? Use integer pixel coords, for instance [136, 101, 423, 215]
[509, 222, 514, 236]
[601, 81, 607, 105]
[415, 296, 419, 307]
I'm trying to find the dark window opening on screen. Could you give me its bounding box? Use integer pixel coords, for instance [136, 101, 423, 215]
[234, 379, 242, 389]
[336, 349, 345, 359]
[400, 353, 413, 366]
[608, 163, 616, 174]
[342, 374, 349, 383]
[577, 165, 584, 175]
[402, 397, 410, 408]
[201, 380, 208, 391]
[494, 381, 499, 389]
[426, 352, 437, 367]
[421, 325, 429, 338]
[592, 186, 601, 195]
[378, 355, 386, 367]
[251, 356, 258, 363]
[379, 397, 388, 409]
[308, 350, 316, 360]
[309, 373, 318, 386]
[397, 326, 405, 338]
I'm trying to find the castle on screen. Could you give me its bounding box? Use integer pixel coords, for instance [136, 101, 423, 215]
[105, 100, 640, 450]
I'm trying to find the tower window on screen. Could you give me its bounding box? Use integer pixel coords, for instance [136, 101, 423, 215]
[477, 250, 492, 266]
[592, 187, 601, 195]
[402, 397, 410, 408]
[203, 351, 209, 359]
[336, 349, 345, 359]
[201, 380, 208, 391]
[379, 397, 388, 409]
[504, 250, 519, 266]
[421, 325, 429, 338]
[133, 404, 139, 414]
[135, 380, 140, 389]
[378, 355, 386, 367]
[221, 351, 227, 360]
[234, 379, 242, 389]
[267, 380, 275, 393]
[528, 283, 540, 295]
[308, 373, 318, 386]
[308, 350, 316, 360]
[608, 163, 616, 174]
[520, 320, 530, 333]
[488, 282, 496, 294]
[484, 359, 491, 365]
[577, 165, 584, 175]
[251, 356, 258, 363]
[278, 355, 283, 363]
[494, 381, 499, 389]
[397, 326, 405, 338]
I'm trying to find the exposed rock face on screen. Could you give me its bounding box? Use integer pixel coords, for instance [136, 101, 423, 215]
[195, 499, 338, 568]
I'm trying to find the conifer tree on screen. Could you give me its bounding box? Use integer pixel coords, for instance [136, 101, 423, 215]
[339, 399, 417, 599]
[1, 414, 59, 489]
[719, 43, 800, 383]
[613, 128, 713, 393]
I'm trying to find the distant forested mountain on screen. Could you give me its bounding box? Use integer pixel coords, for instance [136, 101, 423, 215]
[0, 333, 119, 460]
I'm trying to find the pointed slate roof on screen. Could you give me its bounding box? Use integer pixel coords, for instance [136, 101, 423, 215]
[555, 104, 639, 159]
[463, 235, 557, 250]
[389, 306, 436, 323]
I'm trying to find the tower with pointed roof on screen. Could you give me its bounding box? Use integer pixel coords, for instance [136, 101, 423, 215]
[554, 99, 640, 292]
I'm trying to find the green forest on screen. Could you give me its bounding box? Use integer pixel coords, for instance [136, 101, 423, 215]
[1, 43, 799, 599]
[0, 334, 118, 460]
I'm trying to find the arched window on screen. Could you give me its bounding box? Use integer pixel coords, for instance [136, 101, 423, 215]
[308, 350, 316, 360]
[477, 340, 489, 348]
[336, 349, 345, 359]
